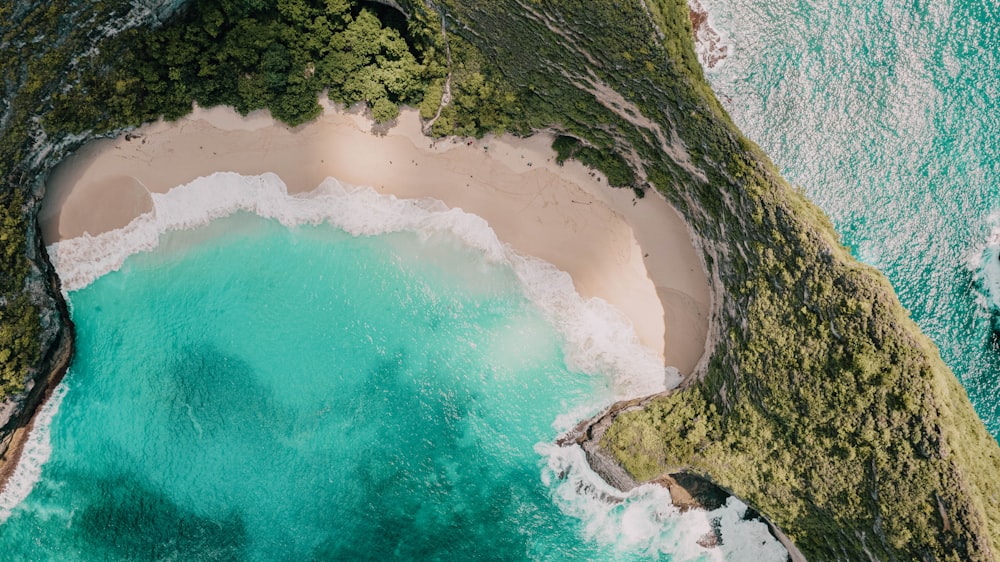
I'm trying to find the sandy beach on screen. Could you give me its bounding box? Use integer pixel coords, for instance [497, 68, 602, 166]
[40, 100, 710, 374]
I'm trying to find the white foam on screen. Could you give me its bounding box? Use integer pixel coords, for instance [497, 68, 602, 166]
[0, 383, 68, 523]
[50, 172, 669, 402]
[689, 0, 731, 72]
[46, 172, 710, 555]
[966, 212, 1000, 315]
[537, 442, 788, 561]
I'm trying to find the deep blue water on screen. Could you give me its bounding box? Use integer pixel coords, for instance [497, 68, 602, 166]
[700, 0, 1000, 433]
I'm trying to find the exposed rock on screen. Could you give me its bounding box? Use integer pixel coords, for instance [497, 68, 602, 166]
[696, 517, 723, 548]
[560, 399, 807, 562]
[0, 233, 73, 489]
[558, 397, 647, 492]
[653, 472, 730, 512]
[0, 0, 185, 490]
[365, 0, 410, 18]
[687, 0, 728, 70]
[132, 0, 188, 24]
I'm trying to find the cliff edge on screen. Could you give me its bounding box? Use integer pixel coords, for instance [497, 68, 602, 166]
[1, 0, 999, 560]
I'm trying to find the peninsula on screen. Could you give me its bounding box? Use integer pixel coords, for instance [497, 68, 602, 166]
[0, 0, 998, 559]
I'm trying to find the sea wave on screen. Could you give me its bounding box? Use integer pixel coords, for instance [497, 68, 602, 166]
[689, 0, 730, 71]
[537, 442, 787, 561]
[0, 383, 67, 523]
[49, 172, 673, 403]
[966, 213, 1000, 315]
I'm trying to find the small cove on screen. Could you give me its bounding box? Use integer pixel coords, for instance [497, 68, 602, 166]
[1, 176, 785, 560]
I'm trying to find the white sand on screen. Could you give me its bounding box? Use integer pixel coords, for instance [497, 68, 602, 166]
[40, 101, 710, 374]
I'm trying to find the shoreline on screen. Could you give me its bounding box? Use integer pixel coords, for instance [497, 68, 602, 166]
[41, 100, 710, 375]
[0, 358, 69, 498]
[2, 99, 754, 555]
[0, 253, 74, 498]
[560, 394, 806, 561]
[688, 0, 729, 70]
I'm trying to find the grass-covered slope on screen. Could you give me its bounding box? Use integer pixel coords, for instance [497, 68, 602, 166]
[421, 0, 1000, 559]
[0, 0, 526, 461]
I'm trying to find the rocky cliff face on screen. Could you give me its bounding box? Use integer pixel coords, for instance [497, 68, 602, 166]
[133, 0, 187, 23]
[0, 0, 187, 466]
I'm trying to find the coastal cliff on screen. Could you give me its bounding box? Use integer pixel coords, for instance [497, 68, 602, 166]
[0, 0, 182, 469]
[412, 0, 1000, 558]
[1, 0, 999, 560]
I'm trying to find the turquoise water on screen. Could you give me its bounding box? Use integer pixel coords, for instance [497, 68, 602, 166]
[700, 0, 1000, 432]
[8, 1, 997, 555]
[6, 215, 608, 560]
[0, 175, 785, 560]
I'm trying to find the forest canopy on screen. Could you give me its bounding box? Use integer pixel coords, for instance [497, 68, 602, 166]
[49, 0, 434, 129]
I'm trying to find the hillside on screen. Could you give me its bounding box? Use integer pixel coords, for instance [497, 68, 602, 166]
[0, 0, 998, 559]
[427, 1, 1000, 558]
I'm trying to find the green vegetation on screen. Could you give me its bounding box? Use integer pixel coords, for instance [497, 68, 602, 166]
[48, 0, 434, 130]
[551, 136, 635, 188]
[426, 35, 521, 137]
[40, 0, 549, 139]
[0, 0, 135, 397]
[1, 0, 999, 559]
[424, 0, 1000, 559]
[0, 192, 39, 395]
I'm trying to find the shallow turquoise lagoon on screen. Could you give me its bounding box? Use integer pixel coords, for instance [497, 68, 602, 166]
[0, 196, 783, 560]
[7, 214, 608, 560]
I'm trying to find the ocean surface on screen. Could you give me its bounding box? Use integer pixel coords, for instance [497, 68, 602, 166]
[698, 0, 1000, 433]
[0, 175, 785, 560]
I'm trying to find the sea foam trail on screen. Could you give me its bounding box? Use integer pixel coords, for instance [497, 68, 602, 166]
[0, 384, 67, 523]
[43, 172, 780, 559]
[538, 443, 787, 561]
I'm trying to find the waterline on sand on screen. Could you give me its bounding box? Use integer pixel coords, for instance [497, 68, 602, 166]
[25, 171, 787, 559]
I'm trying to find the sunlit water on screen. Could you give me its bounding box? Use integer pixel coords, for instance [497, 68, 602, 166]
[0, 174, 785, 560]
[698, 0, 1000, 433]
